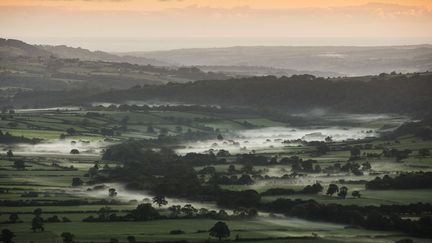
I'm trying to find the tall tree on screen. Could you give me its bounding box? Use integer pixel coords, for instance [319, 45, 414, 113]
[326, 184, 339, 196]
[61, 232, 75, 243]
[209, 221, 230, 241]
[0, 229, 15, 243]
[152, 195, 168, 208]
[338, 186, 348, 199]
[127, 236, 137, 243]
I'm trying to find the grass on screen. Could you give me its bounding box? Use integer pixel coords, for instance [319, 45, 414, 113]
[1, 218, 401, 242]
[1, 109, 431, 242]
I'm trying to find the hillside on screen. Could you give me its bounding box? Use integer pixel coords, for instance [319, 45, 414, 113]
[8, 72, 432, 116]
[0, 38, 228, 91]
[39, 45, 171, 66]
[0, 38, 51, 58]
[126, 45, 432, 76]
[88, 72, 432, 114]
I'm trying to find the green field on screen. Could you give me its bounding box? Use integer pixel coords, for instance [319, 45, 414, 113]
[1, 108, 431, 242]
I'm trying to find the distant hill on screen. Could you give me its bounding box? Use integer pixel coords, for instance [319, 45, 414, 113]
[88, 72, 432, 115]
[125, 45, 432, 76]
[0, 38, 171, 66]
[39, 45, 171, 66]
[0, 38, 228, 91]
[0, 38, 51, 58]
[198, 65, 341, 78]
[9, 72, 432, 116]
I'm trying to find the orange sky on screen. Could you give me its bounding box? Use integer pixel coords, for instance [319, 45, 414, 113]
[1, 0, 431, 51]
[1, 0, 431, 11]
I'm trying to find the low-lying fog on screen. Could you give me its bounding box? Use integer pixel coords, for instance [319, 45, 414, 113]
[4, 139, 111, 156]
[14, 106, 81, 113]
[177, 126, 376, 154]
[74, 182, 225, 212]
[92, 101, 201, 108]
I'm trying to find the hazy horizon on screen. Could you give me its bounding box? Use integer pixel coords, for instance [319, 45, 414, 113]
[3, 36, 432, 52]
[2, 0, 432, 52]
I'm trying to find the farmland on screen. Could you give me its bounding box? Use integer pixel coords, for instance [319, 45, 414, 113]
[0, 105, 431, 243]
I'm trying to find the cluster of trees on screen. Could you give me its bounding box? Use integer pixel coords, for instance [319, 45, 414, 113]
[101, 145, 208, 198]
[45, 215, 71, 223]
[325, 184, 357, 199]
[261, 183, 323, 196]
[90, 73, 432, 115]
[83, 203, 160, 222]
[208, 173, 254, 185]
[366, 172, 432, 190]
[291, 159, 321, 173]
[263, 199, 432, 238]
[236, 154, 268, 165]
[382, 148, 413, 162]
[0, 130, 41, 144]
[322, 161, 371, 175]
[235, 154, 323, 174]
[83, 202, 257, 223]
[96, 139, 432, 239]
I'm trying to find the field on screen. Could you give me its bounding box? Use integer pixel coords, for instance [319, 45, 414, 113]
[1, 107, 431, 242]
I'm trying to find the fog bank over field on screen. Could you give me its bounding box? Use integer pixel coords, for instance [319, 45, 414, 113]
[177, 126, 377, 154]
[77, 182, 223, 212]
[5, 139, 111, 156]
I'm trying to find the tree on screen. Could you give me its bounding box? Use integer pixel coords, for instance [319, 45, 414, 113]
[33, 208, 42, 217]
[97, 207, 112, 220]
[326, 184, 339, 196]
[352, 190, 361, 198]
[237, 174, 253, 185]
[108, 188, 117, 197]
[0, 229, 15, 243]
[209, 221, 230, 241]
[9, 213, 19, 222]
[71, 177, 83, 187]
[181, 204, 198, 217]
[12, 160, 25, 170]
[152, 195, 168, 208]
[127, 236, 137, 243]
[338, 186, 348, 199]
[241, 164, 254, 173]
[6, 150, 13, 157]
[130, 203, 159, 221]
[70, 149, 80, 154]
[217, 134, 224, 140]
[350, 147, 361, 159]
[168, 205, 182, 218]
[109, 239, 119, 243]
[228, 165, 236, 174]
[362, 161, 371, 170]
[31, 216, 44, 232]
[61, 232, 75, 243]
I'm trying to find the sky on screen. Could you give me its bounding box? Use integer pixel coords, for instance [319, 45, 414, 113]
[1, 0, 432, 51]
